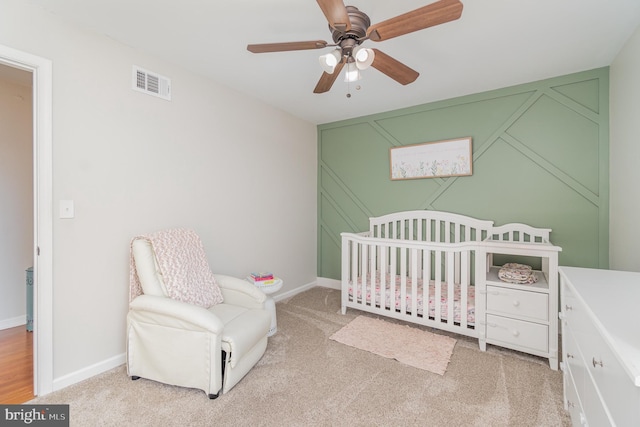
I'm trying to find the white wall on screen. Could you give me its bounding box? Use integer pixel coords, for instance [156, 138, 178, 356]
[610, 24, 640, 272]
[0, 76, 33, 328]
[0, 0, 317, 384]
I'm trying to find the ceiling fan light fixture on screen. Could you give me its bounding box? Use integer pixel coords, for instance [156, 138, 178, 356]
[319, 50, 342, 74]
[344, 62, 361, 83]
[354, 46, 375, 70]
[248, 0, 464, 94]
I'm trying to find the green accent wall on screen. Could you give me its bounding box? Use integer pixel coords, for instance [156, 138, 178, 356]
[318, 68, 609, 280]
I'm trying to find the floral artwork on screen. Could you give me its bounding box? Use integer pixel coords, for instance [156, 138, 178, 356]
[390, 137, 473, 180]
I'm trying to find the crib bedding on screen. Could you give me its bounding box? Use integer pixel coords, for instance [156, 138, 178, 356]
[348, 272, 475, 325]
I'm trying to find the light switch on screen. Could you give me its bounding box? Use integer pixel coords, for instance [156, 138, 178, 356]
[59, 200, 74, 219]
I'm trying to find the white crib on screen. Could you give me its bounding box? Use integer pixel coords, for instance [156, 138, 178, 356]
[341, 211, 493, 338]
[341, 210, 561, 365]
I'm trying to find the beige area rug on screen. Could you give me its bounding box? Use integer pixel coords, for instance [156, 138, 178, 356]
[330, 315, 456, 375]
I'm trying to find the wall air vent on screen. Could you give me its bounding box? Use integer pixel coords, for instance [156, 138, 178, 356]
[132, 66, 171, 101]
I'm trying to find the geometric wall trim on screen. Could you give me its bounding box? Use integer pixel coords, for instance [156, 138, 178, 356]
[318, 68, 609, 279]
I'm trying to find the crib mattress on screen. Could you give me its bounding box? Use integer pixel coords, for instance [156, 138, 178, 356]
[348, 272, 475, 325]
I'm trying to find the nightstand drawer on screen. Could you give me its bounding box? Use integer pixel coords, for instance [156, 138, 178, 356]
[486, 314, 548, 353]
[486, 286, 548, 322]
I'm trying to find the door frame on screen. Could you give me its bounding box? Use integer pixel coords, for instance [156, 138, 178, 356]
[0, 44, 53, 396]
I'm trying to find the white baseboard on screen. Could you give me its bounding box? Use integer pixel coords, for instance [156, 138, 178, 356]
[271, 277, 340, 303]
[0, 315, 26, 331]
[316, 277, 340, 290]
[53, 353, 125, 392]
[272, 279, 317, 302]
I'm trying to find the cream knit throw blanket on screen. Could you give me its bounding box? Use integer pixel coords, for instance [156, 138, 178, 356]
[129, 228, 223, 308]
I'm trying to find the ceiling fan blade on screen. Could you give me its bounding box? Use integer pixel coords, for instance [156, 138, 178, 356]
[370, 49, 419, 85]
[313, 60, 346, 94]
[316, 0, 351, 32]
[247, 40, 328, 53]
[367, 0, 463, 42]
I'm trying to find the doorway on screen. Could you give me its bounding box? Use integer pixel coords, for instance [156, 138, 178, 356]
[0, 62, 33, 402]
[0, 43, 53, 397]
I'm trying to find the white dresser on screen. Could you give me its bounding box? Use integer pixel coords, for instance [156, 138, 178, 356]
[559, 267, 640, 427]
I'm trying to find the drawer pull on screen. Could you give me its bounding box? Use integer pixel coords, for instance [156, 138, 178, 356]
[565, 304, 573, 311]
[592, 357, 604, 368]
[486, 323, 520, 337]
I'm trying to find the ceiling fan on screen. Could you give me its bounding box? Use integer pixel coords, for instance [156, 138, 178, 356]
[247, 0, 463, 94]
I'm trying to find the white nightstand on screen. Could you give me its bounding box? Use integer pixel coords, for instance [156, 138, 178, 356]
[247, 278, 282, 337]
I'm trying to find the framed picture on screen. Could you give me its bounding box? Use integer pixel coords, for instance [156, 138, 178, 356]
[390, 137, 473, 180]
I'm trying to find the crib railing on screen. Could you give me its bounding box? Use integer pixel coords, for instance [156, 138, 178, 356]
[369, 210, 494, 243]
[368, 210, 493, 284]
[341, 232, 479, 336]
[485, 223, 553, 278]
[488, 223, 551, 243]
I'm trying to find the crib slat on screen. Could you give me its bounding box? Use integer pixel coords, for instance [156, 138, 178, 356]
[410, 248, 419, 319]
[390, 244, 397, 315]
[369, 243, 377, 309]
[460, 250, 469, 329]
[400, 247, 407, 313]
[422, 248, 430, 319]
[407, 220, 414, 273]
[454, 223, 461, 284]
[380, 245, 387, 311]
[342, 237, 350, 311]
[434, 250, 442, 323]
[350, 238, 358, 304]
[361, 243, 368, 308]
[447, 251, 455, 325]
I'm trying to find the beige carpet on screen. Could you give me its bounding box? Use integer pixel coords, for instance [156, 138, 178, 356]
[28, 287, 571, 426]
[330, 315, 456, 375]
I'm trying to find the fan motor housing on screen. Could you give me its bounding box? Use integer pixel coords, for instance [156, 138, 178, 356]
[330, 6, 371, 52]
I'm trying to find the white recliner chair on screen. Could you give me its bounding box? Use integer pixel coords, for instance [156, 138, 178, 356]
[126, 230, 271, 399]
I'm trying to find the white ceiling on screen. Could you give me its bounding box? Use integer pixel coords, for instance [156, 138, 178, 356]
[25, 0, 640, 124]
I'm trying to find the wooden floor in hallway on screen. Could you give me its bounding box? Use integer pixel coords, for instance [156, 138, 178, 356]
[0, 326, 34, 403]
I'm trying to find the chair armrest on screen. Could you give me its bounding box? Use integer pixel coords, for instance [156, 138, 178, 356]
[213, 274, 267, 309]
[129, 295, 224, 334]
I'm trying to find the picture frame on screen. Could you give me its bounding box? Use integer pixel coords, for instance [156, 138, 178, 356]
[390, 137, 473, 180]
